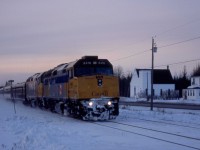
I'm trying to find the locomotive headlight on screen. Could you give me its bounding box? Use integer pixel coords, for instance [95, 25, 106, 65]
[108, 101, 112, 106]
[89, 101, 93, 107]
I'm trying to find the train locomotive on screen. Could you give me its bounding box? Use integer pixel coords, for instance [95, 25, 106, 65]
[3, 56, 119, 120]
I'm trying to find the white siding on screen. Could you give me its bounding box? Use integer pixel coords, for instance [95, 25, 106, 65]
[130, 69, 175, 98]
[191, 76, 200, 86]
[141, 71, 151, 95]
[184, 76, 200, 100]
[130, 70, 152, 98]
[154, 84, 175, 96]
[130, 70, 140, 97]
[187, 89, 200, 100]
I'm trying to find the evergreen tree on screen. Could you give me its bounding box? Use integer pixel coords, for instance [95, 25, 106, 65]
[191, 63, 200, 76]
[174, 66, 190, 97]
[114, 66, 132, 97]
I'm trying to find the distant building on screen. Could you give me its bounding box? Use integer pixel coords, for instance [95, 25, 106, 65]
[130, 68, 175, 99]
[183, 75, 200, 100]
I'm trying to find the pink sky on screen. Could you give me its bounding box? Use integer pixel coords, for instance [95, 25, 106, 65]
[0, 0, 200, 85]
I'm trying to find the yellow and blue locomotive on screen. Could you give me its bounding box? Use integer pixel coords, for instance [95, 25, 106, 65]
[14, 56, 119, 120]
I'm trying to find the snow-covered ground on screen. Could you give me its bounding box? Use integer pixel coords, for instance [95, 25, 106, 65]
[1, 95, 200, 150]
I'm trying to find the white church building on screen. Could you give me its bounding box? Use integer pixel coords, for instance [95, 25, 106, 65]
[130, 68, 175, 99]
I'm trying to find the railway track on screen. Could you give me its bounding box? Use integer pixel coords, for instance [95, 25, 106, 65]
[126, 117, 200, 130]
[6, 96, 200, 149]
[91, 120, 200, 150]
[108, 121, 200, 141]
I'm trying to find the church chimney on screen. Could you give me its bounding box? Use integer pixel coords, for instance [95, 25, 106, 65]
[167, 65, 169, 70]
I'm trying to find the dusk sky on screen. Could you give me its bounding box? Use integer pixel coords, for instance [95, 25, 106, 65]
[0, 0, 200, 85]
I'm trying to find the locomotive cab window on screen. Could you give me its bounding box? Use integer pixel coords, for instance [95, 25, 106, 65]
[73, 58, 114, 77]
[75, 67, 113, 77]
[69, 69, 74, 79]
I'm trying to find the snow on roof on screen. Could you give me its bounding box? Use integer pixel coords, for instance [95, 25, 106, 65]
[187, 85, 200, 89]
[53, 63, 68, 72]
[191, 75, 200, 78]
[12, 82, 25, 88]
[28, 73, 41, 80]
[66, 60, 77, 69]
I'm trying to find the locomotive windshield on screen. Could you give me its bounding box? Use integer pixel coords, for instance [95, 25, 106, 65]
[74, 58, 113, 77]
[75, 67, 113, 76]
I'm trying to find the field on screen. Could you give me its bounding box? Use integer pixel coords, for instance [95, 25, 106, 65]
[1, 96, 200, 150]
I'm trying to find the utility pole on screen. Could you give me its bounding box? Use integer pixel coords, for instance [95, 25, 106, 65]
[146, 72, 148, 101]
[150, 37, 157, 111]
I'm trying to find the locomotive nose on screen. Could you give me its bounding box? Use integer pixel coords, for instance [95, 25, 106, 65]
[69, 75, 119, 100]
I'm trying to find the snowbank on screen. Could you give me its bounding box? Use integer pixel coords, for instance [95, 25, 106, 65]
[120, 97, 200, 104]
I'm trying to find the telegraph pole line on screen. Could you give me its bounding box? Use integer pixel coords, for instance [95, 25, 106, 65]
[150, 37, 157, 111]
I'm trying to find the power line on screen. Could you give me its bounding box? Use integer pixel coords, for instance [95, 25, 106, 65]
[110, 18, 200, 63]
[154, 58, 200, 68]
[111, 49, 150, 62]
[156, 19, 200, 37]
[111, 35, 200, 63]
[158, 36, 200, 49]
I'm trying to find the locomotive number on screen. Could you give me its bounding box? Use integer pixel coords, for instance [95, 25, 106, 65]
[92, 91, 108, 97]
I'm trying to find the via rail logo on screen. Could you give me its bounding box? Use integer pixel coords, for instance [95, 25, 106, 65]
[96, 75, 103, 87]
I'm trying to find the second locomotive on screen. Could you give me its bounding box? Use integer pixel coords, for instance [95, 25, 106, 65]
[12, 56, 119, 120]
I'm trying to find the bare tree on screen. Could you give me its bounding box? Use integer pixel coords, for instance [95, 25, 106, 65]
[114, 66, 124, 78]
